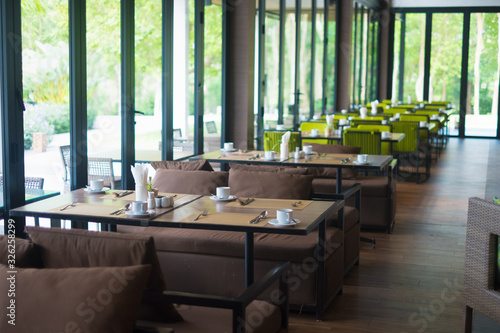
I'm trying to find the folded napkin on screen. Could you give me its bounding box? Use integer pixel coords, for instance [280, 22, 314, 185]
[131, 164, 148, 185]
[280, 131, 291, 159]
[360, 107, 368, 119]
[281, 131, 290, 146]
[326, 115, 334, 128]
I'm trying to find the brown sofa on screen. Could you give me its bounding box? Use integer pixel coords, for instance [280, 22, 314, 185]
[119, 162, 351, 319]
[0, 229, 289, 333]
[307, 143, 397, 233]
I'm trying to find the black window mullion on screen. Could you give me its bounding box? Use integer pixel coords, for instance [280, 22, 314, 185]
[358, 6, 364, 105]
[351, 3, 358, 107]
[293, 0, 301, 130]
[69, 0, 87, 191]
[459, 12, 470, 138]
[363, 9, 370, 104]
[398, 13, 405, 102]
[194, 0, 204, 154]
[370, 11, 376, 101]
[277, 0, 285, 124]
[1, 0, 25, 236]
[161, 0, 174, 160]
[121, 0, 135, 190]
[309, 0, 317, 120]
[321, 1, 328, 114]
[256, 0, 265, 150]
[423, 12, 432, 102]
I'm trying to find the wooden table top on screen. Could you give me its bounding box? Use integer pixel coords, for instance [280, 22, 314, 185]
[10, 189, 343, 235]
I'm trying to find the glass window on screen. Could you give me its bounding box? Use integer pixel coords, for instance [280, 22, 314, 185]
[314, 4, 325, 116]
[325, 3, 336, 112]
[392, 13, 402, 101]
[22, 0, 69, 194]
[173, 0, 195, 159]
[298, 3, 312, 121]
[283, 3, 297, 128]
[134, 0, 162, 162]
[203, 2, 223, 152]
[86, 0, 121, 187]
[465, 12, 499, 137]
[403, 13, 426, 102]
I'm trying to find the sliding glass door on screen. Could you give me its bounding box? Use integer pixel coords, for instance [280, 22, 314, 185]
[465, 12, 500, 137]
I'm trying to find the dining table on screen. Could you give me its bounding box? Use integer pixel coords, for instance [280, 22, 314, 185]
[195, 150, 394, 194]
[9, 188, 343, 296]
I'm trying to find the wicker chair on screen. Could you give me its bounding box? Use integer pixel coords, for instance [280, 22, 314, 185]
[464, 197, 500, 332]
[0, 175, 44, 189]
[88, 157, 121, 189]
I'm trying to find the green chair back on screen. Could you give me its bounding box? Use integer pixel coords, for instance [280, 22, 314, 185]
[343, 128, 382, 155]
[399, 114, 429, 123]
[352, 116, 386, 121]
[351, 119, 382, 127]
[355, 125, 393, 155]
[334, 114, 349, 120]
[299, 121, 332, 145]
[263, 131, 301, 152]
[391, 121, 419, 153]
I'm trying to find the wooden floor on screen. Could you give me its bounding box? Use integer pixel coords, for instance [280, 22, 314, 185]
[289, 138, 500, 333]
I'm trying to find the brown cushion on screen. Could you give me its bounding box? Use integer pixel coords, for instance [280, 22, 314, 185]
[0, 264, 150, 333]
[26, 227, 183, 323]
[306, 144, 361, 179]
[229, 163, 308, 175]
[151, 159, 213, 171]
[152, 169, 228, 196]
[228, 169, 314, 200]
[119, 226, 342, 263]
[0, 235, 42, 268]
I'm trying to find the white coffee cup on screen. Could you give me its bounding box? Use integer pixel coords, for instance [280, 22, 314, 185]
[341, 109, 347, 114]
[303, 145, 313, 155]
[155, 196, 163, 207]
[339, 119, 347, 125]
[161, 195, 174, 208]
[276, 124, 285, 130]
[89, 179, 104, 191]
[357, 154, 368, 163]
[382, 131, 391, 138]
[132, 201, 148, 214]
[310, 129, 319, 137]
[381, 120, 388, 125]
[431, 114, 439, 119]
[395, 113, 401, 119]
[420, 121, 427, 127]
[216, 187, 231, 199]
[264, 150, 275, 160]
[276, 209, 293, 224]
[224, 142, 234, 151]
[389, 117, 395, 121]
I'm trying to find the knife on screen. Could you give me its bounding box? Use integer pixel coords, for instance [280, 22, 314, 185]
[249, 211, 267, 224]
[115, 191, 133, 198]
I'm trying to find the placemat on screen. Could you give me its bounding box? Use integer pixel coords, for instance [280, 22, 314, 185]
[99, 192, 185, 201]
[224, 199, 312, 210]
[49, 203, 124, 216]
[180, 212, 270, 226]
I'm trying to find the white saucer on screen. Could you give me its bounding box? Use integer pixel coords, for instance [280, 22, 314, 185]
[263, 157, 277, 161]
[84, 187, 110, 194]
[305, 151, 317, 155]
[210, 195, 237, 202]
[220, 148, 238, 152]
[352, 161, 370, 165]
[268, 219, 301, 227]
[308, 134, 319, 138]
[125, 209, 155, 217]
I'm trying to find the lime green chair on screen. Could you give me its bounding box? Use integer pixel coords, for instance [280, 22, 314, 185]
[263, 131, 301, 153]
[357, 125, 393, 155]
[399, 114, 431, 145]
[334, 114, 349, 120]
[350, 119, 383, 127]
[343, 128, 382, 155]
[391, 121, 430, 183]
[352, 116, 386, 121]
[299, 121, 329, 145]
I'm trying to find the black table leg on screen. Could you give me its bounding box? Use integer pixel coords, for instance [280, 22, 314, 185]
[245, 232, 254, 288]
[316, 220, 326, 321]
[336, 168, 342, 194]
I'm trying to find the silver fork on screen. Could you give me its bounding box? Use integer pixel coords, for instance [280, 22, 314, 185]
[193, 209, 208, 221]
[292, 201, 302, 207]
[60, 200, 78, 211]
